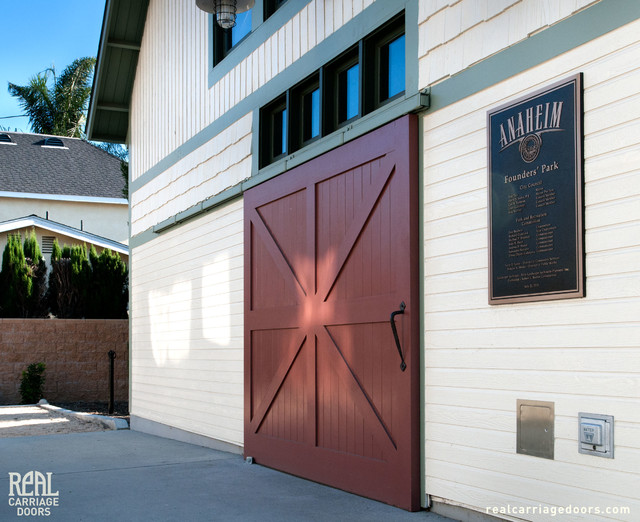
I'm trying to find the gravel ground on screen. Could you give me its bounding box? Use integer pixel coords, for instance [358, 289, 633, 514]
[0, 402, 129, 438]
[52, 401, 129, 420]
[0, 405, 108, 437]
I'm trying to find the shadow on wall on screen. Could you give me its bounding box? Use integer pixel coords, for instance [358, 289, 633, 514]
[148, 252, 232, 366]
[136, 238, 241, 444]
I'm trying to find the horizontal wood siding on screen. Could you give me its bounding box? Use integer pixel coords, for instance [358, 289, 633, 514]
[130, 200, 244, 445]
[418, 0, 601, 88]
[130, 0, 374, 198]
[130, 113, 251, 236]
[422, 19, 640, 520]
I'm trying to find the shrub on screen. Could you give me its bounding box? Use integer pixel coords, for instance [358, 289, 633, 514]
[19, 362, 46, 404]
[1, 234, 31, 317]
[87, 246, 128, 318]
[23, 229, 48, 317]
[0, 230, 48, 317]
[48, 242, 91, 318]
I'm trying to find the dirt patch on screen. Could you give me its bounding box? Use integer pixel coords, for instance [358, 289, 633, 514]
[52, 401, 129, 422]
[0, 405, 111, 438]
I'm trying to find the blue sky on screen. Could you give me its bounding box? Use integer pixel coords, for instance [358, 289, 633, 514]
[0, 0, 106, 133]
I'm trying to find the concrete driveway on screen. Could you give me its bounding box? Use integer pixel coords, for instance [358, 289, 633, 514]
[0, 429, 453, 521]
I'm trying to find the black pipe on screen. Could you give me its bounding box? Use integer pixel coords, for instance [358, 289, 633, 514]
[108, 350, 116, 415]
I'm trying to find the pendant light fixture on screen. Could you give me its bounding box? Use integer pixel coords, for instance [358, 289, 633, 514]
[196, 0, 254, 30]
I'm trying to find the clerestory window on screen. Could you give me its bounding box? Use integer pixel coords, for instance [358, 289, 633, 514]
[259, 12, 405, 168]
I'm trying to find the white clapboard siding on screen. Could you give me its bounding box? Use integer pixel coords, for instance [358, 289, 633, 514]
[422, 16, 640, 520]
[130, 0, 374, 189]
[130, 199, 244, 446]
[418, 0, 601, 87]
[130, 113, 252, 236]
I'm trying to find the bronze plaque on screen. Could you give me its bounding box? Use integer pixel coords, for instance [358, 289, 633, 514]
[487, 75, 584, 304]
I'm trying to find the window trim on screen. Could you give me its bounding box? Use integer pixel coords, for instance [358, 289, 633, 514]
[208, 0, 312, 88]
[264, 0, 289, 20]
[324, 45, 361, 133]
[289, 72, 322, 151]
[259, 11, 407, 168]
[364, 13, 406, 113]
[211, 7, 255, 67]
[260, 94, 288, 168]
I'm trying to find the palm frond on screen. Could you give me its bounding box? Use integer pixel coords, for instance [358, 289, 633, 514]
[7, 57, 96, 138]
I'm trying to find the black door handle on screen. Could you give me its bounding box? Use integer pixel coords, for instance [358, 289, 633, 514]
[390, 301, 406, 371]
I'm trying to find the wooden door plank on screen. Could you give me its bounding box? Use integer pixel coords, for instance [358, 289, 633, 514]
[249, 208, 307, 301]
[250, 331, 307, 432]
[318, 157, 396, 301]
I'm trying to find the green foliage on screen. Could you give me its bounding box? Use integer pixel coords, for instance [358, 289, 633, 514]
[19, 362, 46, 404]
[1, 234, 31, 317]
[120, 160, 129, 199]
[51, 239, 62, 262]
[7, 57, 96, 138]
[23, 230, 48, 317]
[23, 229, 42, 261]
[2, 234, 128, 319]
[0, 231, 48, 317]
[48, 244, 91, 318]
[87, 246, 128, 319]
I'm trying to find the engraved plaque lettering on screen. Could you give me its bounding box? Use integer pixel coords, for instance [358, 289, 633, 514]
[488, 75, 584, 304]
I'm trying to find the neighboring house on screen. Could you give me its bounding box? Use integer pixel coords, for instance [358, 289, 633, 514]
[0, 215, 128, 266]
[0, 131, 128, 259]
[87, 0, 639, 519]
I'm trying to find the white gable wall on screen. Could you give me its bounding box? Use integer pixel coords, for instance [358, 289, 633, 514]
[126, 0, 639, 516]
[130, 199, 244, 446]
[130, 0, 376, 188]
[418, 0, 601, 86]
[421, 17, 640, 520]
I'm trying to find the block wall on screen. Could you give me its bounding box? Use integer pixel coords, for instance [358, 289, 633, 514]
[0, 319, 128, 405]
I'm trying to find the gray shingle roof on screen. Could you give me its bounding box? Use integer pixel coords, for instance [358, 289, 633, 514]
[0, 132, 126, 199]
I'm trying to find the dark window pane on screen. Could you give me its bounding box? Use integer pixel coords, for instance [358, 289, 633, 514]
[338, 63, 359, 123]
[281, 108, 287, 154]
[232, 9, 252, 47]
[387, 34, 405, 98]
[265, 0, 287, 19]
[272, 108, 287, 157]
[346, 64, 359, 120]
[303, 88, 320, 141]
[310, 89, 320, 138]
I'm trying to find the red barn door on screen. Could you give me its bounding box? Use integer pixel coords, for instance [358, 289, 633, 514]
[244, 115, 420, 510]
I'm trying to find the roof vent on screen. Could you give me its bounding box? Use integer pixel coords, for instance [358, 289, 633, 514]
[43, 137, 65, 147]
[0, 133, 13, 143]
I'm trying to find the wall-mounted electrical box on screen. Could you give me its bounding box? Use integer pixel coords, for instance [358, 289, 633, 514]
[579, 413, 614, 459]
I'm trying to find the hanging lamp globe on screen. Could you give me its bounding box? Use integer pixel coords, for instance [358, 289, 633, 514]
[215, 0, 237, 29]
[196, 0, 254, 29]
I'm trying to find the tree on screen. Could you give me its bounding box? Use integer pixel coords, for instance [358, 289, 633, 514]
[88, 246, 128, 319]
[0, 231, 48, 318]
[1, 234, 31, 317]
[8, 57, 96, 138]
[48, 242, 92, 318]
[23, 229, 48, 317]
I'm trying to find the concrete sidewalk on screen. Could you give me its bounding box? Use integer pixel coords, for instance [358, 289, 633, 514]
[0, 430, 452, 521]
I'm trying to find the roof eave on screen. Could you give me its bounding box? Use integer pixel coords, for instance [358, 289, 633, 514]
[86, 0, 149, 144]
